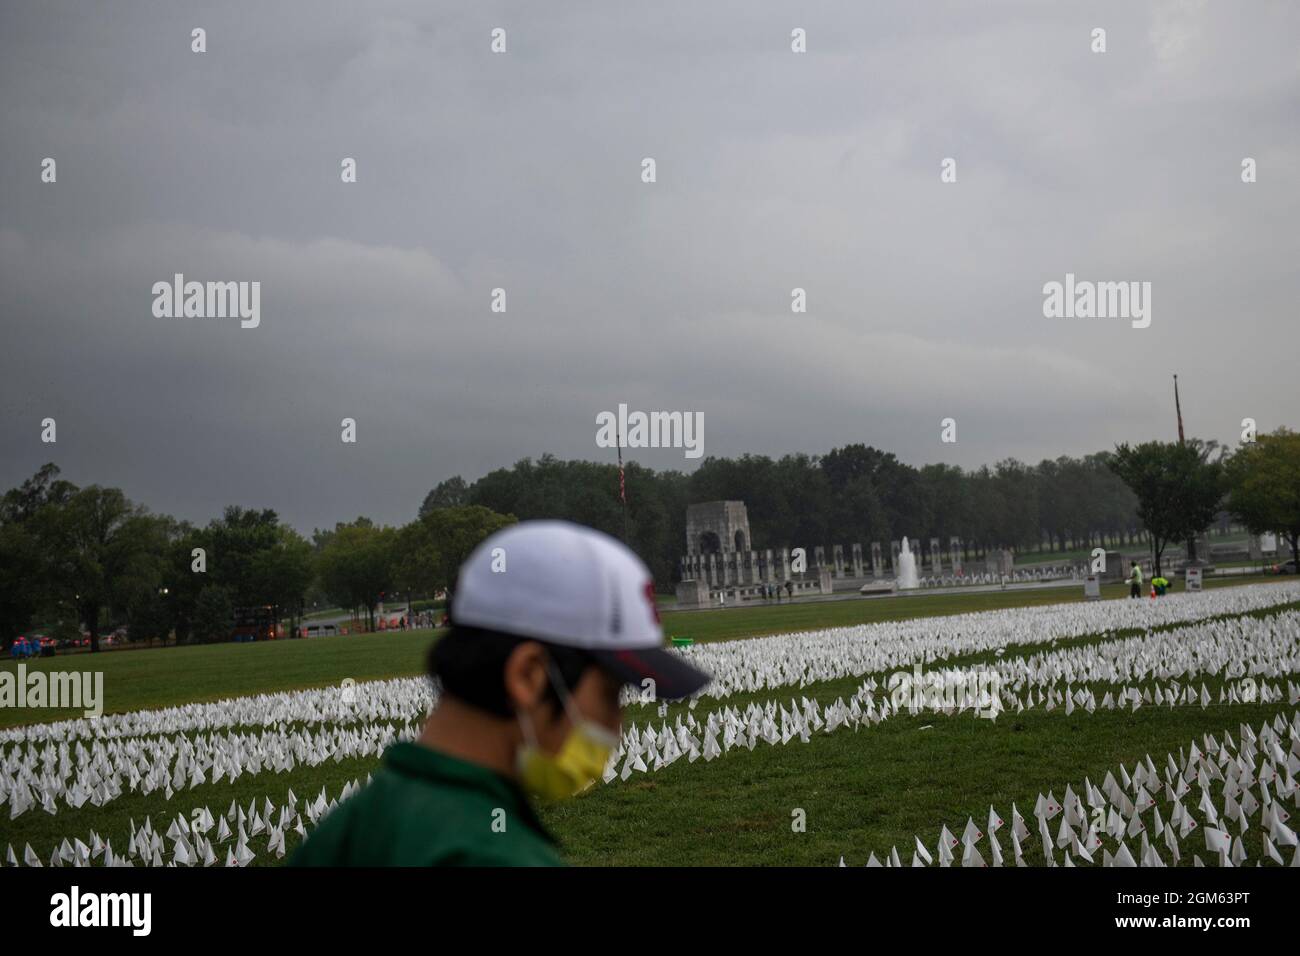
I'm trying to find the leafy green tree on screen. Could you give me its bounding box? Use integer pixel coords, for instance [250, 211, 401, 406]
[0, 463, 78, 648]
[317, 522, 398, 631]
[0, 463, 77, 524]
[1108, 441, 1223, 575]
[160, 522, 206, 644]
[419, 476, 469, 517]
[205, 507, 282, 609]
[192, 585, 234, 643]
[1226, 428, 1300, 566]
[0, 521, 42, 649]
[34, 486, 169, 652]
[396, 505, 516, 604]
[251, 526, 315, 638]
[127, 588, 174, 645]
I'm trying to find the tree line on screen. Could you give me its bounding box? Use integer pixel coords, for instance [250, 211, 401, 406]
[444, 433, 1299, 582]
[0, 464, 515, 651]
[2, 429, 1296, 650]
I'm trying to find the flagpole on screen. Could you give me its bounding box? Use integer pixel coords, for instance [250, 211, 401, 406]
[617, 425, 629, 543]
[1174, 374, 1185, 446]
[1174, 373, 1197, 567]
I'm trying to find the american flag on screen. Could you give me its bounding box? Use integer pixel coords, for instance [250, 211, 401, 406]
[1174, 374, 1185, 445]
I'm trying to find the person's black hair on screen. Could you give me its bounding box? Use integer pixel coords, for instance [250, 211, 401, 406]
[427, 624, 595, 719]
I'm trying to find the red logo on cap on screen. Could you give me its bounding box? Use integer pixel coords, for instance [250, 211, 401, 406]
[643, 581, 660, 623]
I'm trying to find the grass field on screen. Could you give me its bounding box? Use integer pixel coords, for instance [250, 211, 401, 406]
[1009, 531, 1251, 566]
[2, 576, 1296, 867]
[543, 702, 1290, 866]
[1, 573, 1278, 728]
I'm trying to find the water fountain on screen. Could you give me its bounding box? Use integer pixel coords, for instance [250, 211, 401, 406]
[896, 536, 919, 590]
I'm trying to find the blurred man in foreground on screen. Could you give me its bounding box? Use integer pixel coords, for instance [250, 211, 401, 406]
[292, 520, 709, 866]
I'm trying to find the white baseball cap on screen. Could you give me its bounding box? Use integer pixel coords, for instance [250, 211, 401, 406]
[451, 520, 709, 699]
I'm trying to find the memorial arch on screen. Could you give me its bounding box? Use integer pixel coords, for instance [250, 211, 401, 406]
[685, 501, 752, 557]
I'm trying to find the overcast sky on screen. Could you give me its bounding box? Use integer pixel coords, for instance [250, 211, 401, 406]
[2, 0, 1297, 533]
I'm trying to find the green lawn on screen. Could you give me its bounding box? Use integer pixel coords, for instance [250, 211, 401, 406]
[0, 628, 440, 729]
[1010, 532, 1250, 566]
[542, 701, 1291, 866]
[657, 574, 1278, 643]
[1, 574, 1283, 729]
[2, 681, 1288, 867]
[2, 578, 1296, 867]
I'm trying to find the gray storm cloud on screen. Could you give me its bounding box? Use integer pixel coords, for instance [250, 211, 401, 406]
[1, 0, 1297, 530]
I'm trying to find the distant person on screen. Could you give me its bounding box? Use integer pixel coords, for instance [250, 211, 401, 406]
[1129, 561, 1143, 599]
[785, 580, 793, 600]
[291, 521, 709, 867]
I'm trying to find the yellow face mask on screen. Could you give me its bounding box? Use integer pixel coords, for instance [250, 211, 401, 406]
[515, 662, 619, 800]
[517, 719, 619, 800]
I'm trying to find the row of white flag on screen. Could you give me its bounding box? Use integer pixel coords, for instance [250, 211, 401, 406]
[843, 711, 1300, 867]
[6, 605, 1299, 820]
[5, 582, 1298, 752]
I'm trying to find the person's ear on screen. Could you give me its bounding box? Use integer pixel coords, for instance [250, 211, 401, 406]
[502, 641, 550, 715]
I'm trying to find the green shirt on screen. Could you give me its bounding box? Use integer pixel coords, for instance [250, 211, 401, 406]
[289, 741, 564, 867]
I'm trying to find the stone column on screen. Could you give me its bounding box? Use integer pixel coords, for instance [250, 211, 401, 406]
[775, 548, 789, 583]
[832, 544, 845, 577]
[949, 537, 962, 574]
[891, 540, 901, 572]
[930, 537, 943, 575]
[851, 543, 864, 577]
[871, 542, 883, 577]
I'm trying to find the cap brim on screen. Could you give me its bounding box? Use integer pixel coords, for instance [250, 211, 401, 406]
[591, 647, 711, 701]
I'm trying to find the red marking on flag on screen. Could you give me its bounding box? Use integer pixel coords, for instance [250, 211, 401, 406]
[643, 581, 660, 624]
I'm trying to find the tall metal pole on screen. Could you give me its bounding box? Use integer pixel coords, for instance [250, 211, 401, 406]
[618, 424, 629, 543]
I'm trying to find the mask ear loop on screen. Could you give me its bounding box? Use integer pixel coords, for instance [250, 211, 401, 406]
[543, 654, 622, 750]
[541, 653, 585, 726]
[516, 652, 579, 751]
[516, 707, 540, 752]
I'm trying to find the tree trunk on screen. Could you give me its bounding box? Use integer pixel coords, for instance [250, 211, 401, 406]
[83, 604, 100, 653]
